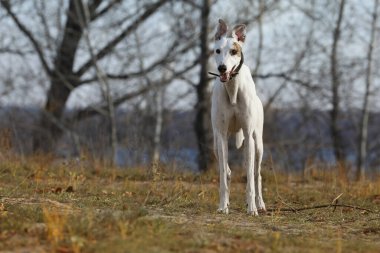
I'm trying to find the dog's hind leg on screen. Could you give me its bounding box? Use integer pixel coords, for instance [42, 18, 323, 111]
[254, 132, 266, 212]
[244, 130, 258, 216]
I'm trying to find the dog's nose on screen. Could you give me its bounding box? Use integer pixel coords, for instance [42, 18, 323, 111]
[218, 64, 227, 73]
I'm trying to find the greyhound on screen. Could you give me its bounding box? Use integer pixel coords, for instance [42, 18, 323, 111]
[210, 19, 265, 215]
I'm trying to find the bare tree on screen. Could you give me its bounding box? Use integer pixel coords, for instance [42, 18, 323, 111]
[330, 0, 346, 165]
[252, 0, 265, 80]
[0, 0, 186, 155]
[357, 0, 379, 181]
[133, 28, 165, 170]
[194, 0, 213, 171]
[1, 0, 159, 152]
[80, 1, 118, 164]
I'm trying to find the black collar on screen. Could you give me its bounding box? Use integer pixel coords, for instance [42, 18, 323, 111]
[231, 52, 244, 78]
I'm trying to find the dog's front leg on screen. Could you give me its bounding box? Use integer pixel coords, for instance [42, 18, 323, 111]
[216, 133, 229, 214]
[245, 133, 258, 216]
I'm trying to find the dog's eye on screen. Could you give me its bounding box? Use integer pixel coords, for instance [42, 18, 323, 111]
[230, 49, 237, 55]
[215, 49, 221, 54]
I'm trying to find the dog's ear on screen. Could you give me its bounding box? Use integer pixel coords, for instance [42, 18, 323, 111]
[232, 24, 246, 44]
[215, 19, 228, 40]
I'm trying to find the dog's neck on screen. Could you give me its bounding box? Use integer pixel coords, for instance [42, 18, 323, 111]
[224, 70, 240, 105]
[224, 52, 244, 105]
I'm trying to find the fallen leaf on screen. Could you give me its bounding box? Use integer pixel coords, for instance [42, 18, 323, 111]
[53, 187, 62, 194]
[371, 195, 380, 204]
[66, 186, 74, 193]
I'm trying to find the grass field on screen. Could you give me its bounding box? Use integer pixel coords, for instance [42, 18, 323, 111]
[1, 155, 380, 253]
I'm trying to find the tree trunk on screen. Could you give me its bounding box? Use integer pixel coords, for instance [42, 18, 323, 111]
[3, 0, 170, 154]
[32, 75, 73, 152]
[356, 0, 378, 181]
[194, 0, 213, 172]
[252, 0, 264, 80]
[33, 0, 85, 152]
[330, 0, 346, 165]
[152, 87, 163, 165]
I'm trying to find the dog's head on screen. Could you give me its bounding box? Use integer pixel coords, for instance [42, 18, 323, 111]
[214, 19, 246, 82]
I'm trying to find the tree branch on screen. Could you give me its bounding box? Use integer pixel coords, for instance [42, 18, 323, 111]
[78, 37, 196, 85]
[267, 203, 378, 214]
[253, 72, 320, 91]
[90, 0, 121, 21]
[75, 0, 168, 78]
[182, 0, 202, 9]
[1, 0, 52, 75]
[69, 57, 199, 122]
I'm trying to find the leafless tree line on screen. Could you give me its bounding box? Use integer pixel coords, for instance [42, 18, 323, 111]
[0, 0, 379, 180]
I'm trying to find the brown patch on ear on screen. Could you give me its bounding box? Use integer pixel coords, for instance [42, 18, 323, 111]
[232, 42, 242, 57]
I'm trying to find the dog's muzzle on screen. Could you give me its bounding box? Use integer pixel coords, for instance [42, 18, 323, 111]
[218, 65, 237, 82]
[209, 52, 244, 82]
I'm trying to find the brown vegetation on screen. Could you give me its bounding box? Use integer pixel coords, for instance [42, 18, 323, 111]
[1, 155, 379, 252]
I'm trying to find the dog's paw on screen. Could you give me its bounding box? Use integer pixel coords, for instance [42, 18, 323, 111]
[217, 207, 229, 214]
[247, 209, 258, 216]
[257, 203, 266, 212]
[255, 198, 266, 213]
[258, 208, 267, 215]
[247, 203, 259, 216]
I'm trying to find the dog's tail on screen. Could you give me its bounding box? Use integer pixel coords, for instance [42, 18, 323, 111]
[235, 129, 244, 149]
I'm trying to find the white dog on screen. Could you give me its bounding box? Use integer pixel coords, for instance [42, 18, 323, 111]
[211, 19, 265, 215]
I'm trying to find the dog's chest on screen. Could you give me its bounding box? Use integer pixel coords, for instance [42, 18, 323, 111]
[222, 99, 246, 133]
[224, 80, 238, 105]
[222, 88, 251, 133]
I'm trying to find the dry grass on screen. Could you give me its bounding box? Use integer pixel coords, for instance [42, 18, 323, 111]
[1, 156, 380, 252]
